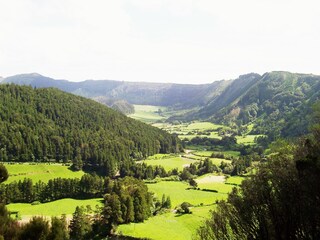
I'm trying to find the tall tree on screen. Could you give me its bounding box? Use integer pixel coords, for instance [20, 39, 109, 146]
[0, 165, 8, 184]
[48, 215, 69, 240]
[19, 217, 49, 240]
[69, 206, 91, 240]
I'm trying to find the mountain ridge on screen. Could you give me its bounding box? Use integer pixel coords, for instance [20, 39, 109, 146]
[3, 71, 320, 139]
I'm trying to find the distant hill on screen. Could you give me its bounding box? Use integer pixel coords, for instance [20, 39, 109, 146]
[0, 84, 181, 176]
[2, 73, 229, 110]
[172, 73, 261, 121]
[3, 71, 320, 138]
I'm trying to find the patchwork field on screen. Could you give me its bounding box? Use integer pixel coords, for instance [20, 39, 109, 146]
[153, 121, 228, 140]
[3, 163, 85, 183]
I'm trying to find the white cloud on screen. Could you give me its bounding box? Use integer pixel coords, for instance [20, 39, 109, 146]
[0, 0, 319, 83]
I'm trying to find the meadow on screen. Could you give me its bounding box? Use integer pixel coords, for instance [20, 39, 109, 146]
[195, 174, 234, 193]
[7, 198, 103, 218]
[3, 163, 85, 183]
[147, 180, 227, 208]
[120, 172, 245, 240]
[118, 205, 213, 240]
[140, 154, 198, 171]
[153, 121, 228, 140]
[128, 105, 167, 123]
[225, 176, 246, 185]
[236, 134, 264, 145]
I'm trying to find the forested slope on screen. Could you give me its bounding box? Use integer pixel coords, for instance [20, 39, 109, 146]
[0, 85, 181, 175]
[206, 72, 320, 138]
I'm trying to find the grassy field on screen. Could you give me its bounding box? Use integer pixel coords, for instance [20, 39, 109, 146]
[120, 172, 244, 240]
[3, 163, 85, 183]
[7, 198, 103, 217]
[195, 174, 234, 193]
[147, 181, 226, 207]
[225, 176, 246, 185]
[223, 150, 241, 157]
[153, 121, 228, 140]
[128, 105, 167, 123]
[118, 206, 212, 240]
[185, 122, 225, 131]
[236, 134, 264, 145]
[140, 154, 198, 171]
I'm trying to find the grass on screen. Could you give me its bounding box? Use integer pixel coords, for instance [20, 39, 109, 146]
[188, 151, 232, 166]
[225, 176, 246, 185]
[195, 174, 234, 193]
[185, 122, 225, 131]
[236, 134, 264, 145]
[3, 163, 85, 183]
[128, 105, 167, 123]
[7, 198, 103, 217]
[223, 151, 241, 157]
[119, 172, 246, 240]
[192, 151, 214, 157]
[153, 121, 228, 141]
[147, 181, 226, 207]
[140, 155, 198, 171]
[118, 206, 213, 240]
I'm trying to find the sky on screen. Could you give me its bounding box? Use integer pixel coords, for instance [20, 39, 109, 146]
[0, 0, 320, 84]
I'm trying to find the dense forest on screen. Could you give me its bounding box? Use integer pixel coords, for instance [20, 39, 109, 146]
[0, 84, 181, 176]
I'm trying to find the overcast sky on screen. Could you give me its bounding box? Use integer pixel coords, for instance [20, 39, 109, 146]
[0, 0, 319, 84]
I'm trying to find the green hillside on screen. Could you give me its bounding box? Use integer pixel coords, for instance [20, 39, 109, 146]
[209, 72, 320, 138]
[0, 84, 181, 176]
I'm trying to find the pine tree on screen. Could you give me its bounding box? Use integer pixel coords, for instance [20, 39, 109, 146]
[0, 165, 8, 184]
[69, 206, 91, 240]
[48, 215, 69, 240]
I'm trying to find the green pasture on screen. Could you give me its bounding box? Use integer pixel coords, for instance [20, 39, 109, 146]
[185, 122, 226, 131]
[236, 134, 264, 145]
[141, 155, 198, 171]
[225, 176, 246, 185]
[184, 151, 232, 166]
[3, 163, 85, 183]
[7, 198, 103, 217]
[128, 105, 167, 123]
[190, 150, 213, 157]
[118, 205, 213, 240]
[147, 181, 226, 207]
[223, 150, 241, 157]
[195, 174, 234, 193]
[153, 121, 227, 140]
